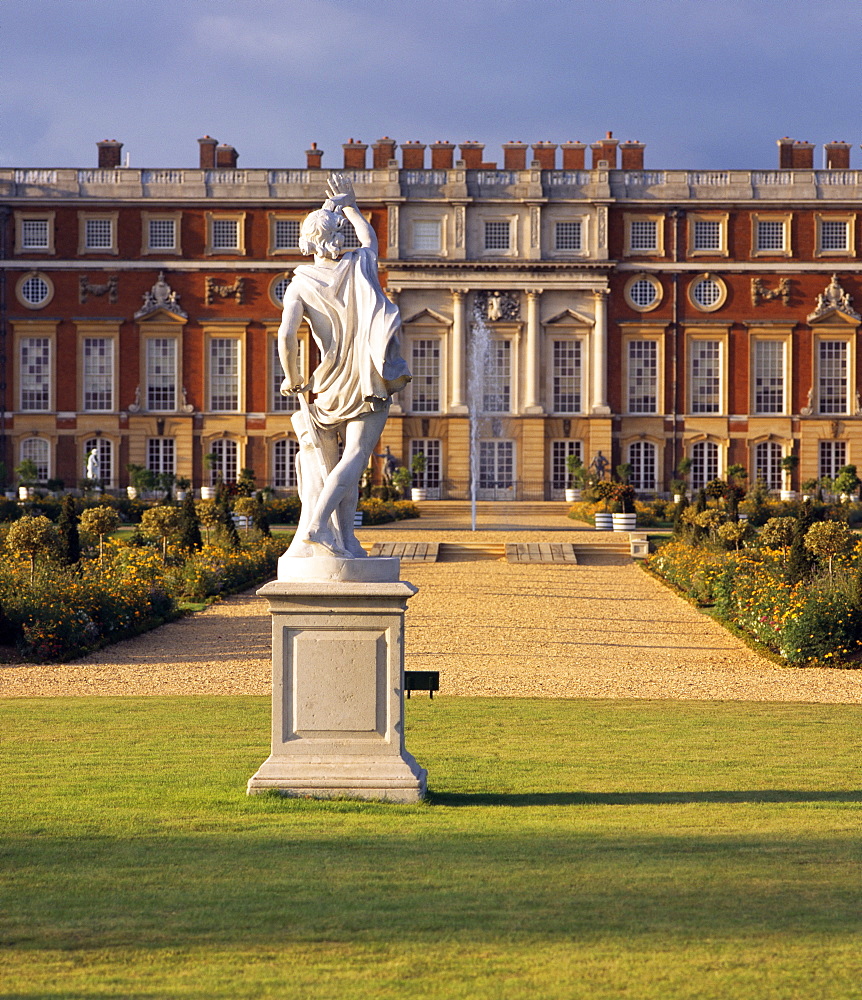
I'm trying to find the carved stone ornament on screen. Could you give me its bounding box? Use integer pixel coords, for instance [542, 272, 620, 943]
[807, 274, 860, 323]
[751, 276, 791, 307]
[475, 289, 520, 322]
[135, 271, 187, 320]
[127, 385, 141, 413]
[79, 274, 118, 304]
[181, 386, 195, 414]
[205, 275, 245, 305]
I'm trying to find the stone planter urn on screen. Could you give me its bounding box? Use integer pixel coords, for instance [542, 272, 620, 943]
[594, 511, 613, 530]
[126, 486, 138, 499]
[565, 488, 582, 502]
[411, 488, 427, 502]
[612, 512, 637, 532]
[780, 490, 796, 501]
[200, 486, 216, 500]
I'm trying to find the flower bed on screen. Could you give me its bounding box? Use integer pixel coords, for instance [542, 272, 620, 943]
[645, 533, 862, 666]
[0, 535, 284, 662]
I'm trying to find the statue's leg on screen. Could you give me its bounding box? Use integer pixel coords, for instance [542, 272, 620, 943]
[304, 407, 389, 556]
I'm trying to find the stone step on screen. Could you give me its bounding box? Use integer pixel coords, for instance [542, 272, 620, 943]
[505, 543, 578, 564]
[368, 542, 440, 562]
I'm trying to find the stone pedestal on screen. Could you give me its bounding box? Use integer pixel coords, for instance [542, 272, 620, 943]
[247, 567, 426, 802]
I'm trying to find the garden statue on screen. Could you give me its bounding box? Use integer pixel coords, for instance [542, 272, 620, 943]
[85, 447, 99, 481]
[277, 173, 411, 565]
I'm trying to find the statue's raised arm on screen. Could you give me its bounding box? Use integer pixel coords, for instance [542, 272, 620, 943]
[277, 175, 411, 571]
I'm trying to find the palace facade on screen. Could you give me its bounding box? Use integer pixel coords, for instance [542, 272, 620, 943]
[3, 133, 862, 498]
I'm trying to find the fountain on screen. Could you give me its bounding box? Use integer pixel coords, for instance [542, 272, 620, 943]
[467, 304, 492, 531]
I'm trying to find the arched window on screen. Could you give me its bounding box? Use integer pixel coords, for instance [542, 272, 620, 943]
[84, 437, 114, 487]
[272, 438, 299, 489]
[628, 441, 657, 491]
[20, 438, 49, 482]
[209, 439, 238, 485]
[754, 441, 782, 492]
[690, 441, 718, 490]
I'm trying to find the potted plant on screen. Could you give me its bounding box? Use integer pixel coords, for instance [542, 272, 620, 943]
[801, 477, 819, 501]
[611, 483, 638, 532]
[410, 452, 428, 502]
[592, 480, 616, 530]
[834, 464, 860, 503]
[391, 465, 412, 500]
[673, 457, 692, 503]
[780, 455, 798, 501]
[15, 458, 39, 500]
[201, 453, 219, 499]
[565, 454, 585, 502]
[126, 463, 155, 500]
[175, 476, 191, 502]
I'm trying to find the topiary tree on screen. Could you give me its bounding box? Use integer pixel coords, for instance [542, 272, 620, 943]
[233, 496, 259, 537]
[759, 516, 797, 568]
[56, 493, 81, 566]
[178, 491, 203, 552]
[140, 505, 182, 561]
[252, 491, 272, 537]
[6, 514, 56, 582]
[79, 505, 121, 565]
[717, 519, 748, 552]
[804, 520, 856, 583]
[195, 499, 220, 545]
[834, 464, 860, 502]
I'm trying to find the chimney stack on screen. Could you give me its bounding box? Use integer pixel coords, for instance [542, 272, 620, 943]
[531, 142, 557, 170]
[825, 141, 851, 169]
[400, 141, 426, 169]
[458, 142, 485, 168]
[561, 142, 586, 170]
[372, 137, 397, 169]
[591, 131, 618, 169]
[430, 141, 455, 169]
[97, 140, 123, 169]
[306, 142, 323, 169]
[342, 138, 368, 169]
[215, 144, 239, 168]
[620, 141, 645, 170]
[502, 142, 527, 170]
[198, 136, 218, 169]
[791, 141, 814, 169]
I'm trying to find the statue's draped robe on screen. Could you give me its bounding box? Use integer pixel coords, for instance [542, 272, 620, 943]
[289, 248, 411, 427]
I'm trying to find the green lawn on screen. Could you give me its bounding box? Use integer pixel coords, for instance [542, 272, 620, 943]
[1, 696, 860, 999]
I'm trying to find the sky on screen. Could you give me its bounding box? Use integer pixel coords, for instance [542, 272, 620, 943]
[3, 0, 862, 172]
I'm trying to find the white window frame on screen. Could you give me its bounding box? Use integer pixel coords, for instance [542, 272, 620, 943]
[410, 439, 442, 498]
[14, 212, 55, 254]
[687, 335, 726, 415]
[84, 436, 115, 488]
[624, 213, 664, 257]
[81, 335, 116, 412]
[627, 440, 658, 492]
[78, 212, 118, 255]
[18, 334, 53, 412]
[814, 213, 854, 258]
[690, 440, 720, 491]
[819, 440, 847, 480]
[205, 212, 246, 255]
[817, 337, 851, 415]
[142, 212, 181, 255]
[550, 338, 583, 415]
[144, 335, 179, 412]
[752, 212, 792, 258]
[268, 214, 303, 255]
[480, 216, 517, 257]
[147, 437, 176, 477]
[270, 333, 304, 413]
[553, 218, 587, 255]
[207, 336, 242, 413]
[624, 274, 662, 313]
[687, 212, 728, 257]
[483, 337, 514, 413]
[751, 337, 787, 415]
[625, 338, 660, 415]
[550, 439, 583, 496]
[688, 273, 728, 313]
[408, 336, 443, 414]
[272, 437, 299, 490]
[753, 440, 783, 492]
[207, 438, 239, 485]
[15, 271, 54, 310]
[410, 218, 445, 255]
[20, 437, 50, 483]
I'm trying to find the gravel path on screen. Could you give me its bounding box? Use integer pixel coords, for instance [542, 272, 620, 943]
[2, 523, 862, 702]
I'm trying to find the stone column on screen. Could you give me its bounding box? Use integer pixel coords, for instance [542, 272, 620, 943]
[591, 288, 611, 414]
[450, 288, 468, 411]
[248, 576, 426, 802]
[524, 289, 544, 413]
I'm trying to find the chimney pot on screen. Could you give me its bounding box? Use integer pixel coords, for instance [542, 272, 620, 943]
[97, 139, 123, 169]
[342, 140, 368, 169]
[198, 136, 218, 169]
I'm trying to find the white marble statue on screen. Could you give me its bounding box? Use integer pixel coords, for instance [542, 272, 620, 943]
[278, 173, 411, 560]
[85, 447, 99, 481]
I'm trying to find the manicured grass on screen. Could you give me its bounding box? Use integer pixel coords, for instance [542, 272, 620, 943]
[1, 697, 860, 999]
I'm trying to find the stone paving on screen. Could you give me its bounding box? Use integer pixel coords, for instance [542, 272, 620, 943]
[2, 505, 862, 702]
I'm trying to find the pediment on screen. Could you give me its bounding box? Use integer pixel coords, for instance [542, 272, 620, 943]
[807, 275, 861, 325]
[402, 307, 451, 326]
[807, 308, 859, 326]
[135, 306, 188, 324]
[544, 307, 593, 326]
